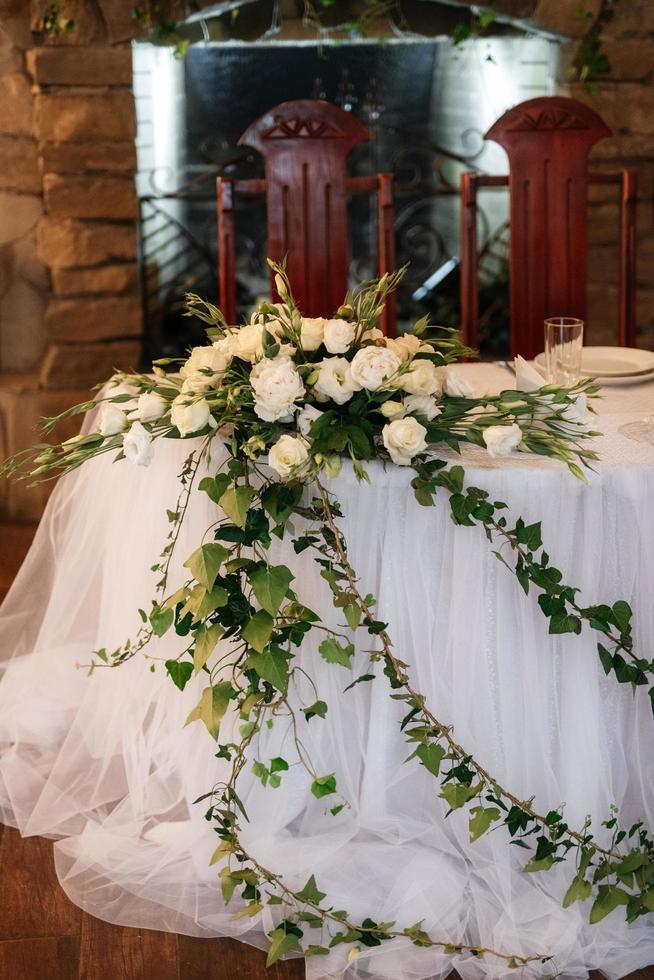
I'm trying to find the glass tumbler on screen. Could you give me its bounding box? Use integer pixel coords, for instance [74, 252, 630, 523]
[544, 317, 584, 386]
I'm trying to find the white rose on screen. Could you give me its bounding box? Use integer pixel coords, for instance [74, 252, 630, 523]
[403, 394, 442, 421]
[123, 421, 154, 467]
[313, 357, 361, 405]
[97, 402, 128, 437]
[170, 395, 211, 436]
[251, 359, 305, 422]
[268, 434, 310, 480]
[350, 346, 401, 391]
[323, 318, 356, 354]
[300, 317, 325, 352]
[297, 403, 323, 436]
[382, 417, 428, 466]
[483, 423, 523, 458]
[230, 322, 265, 363]
[134, 392, 167, 422]
[180, 344, 231, 390]
[444, 368, 474, 398]
[400, 359, 443, 397]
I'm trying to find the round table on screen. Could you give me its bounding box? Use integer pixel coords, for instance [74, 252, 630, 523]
[1, 364, 653, 980]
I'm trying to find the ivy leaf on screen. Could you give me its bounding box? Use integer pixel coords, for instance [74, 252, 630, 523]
[343, 672, 375, 693]
[549, 612, 582, 635]
[248, 564, 294, 617]
[150, 605, 174, 637]
[562, 875, 592, 908]
[198, 473, 231, 504]
[296, 874, 327, 904]
[469, 805, 501, 842]
[231, 901, 263, 920]
[185, 681, 233, 739]
[266, 927, 302, 967]
[193, 623, 224, 672]
[612, 600, 632, 633]
[343, 603, 362, 630]
[219, 485, 257, 528]
[311, 774, 337, 799]
[523, 855, 556, 873]
[440, 782, 480, 811]
[165, 660, 193, 691]
[246, 648, 289, 694]
[302, 700, 328, 722]
[416, 743, 446, 777]
[589, 884, 630, 924]
[270, 756, 289, 773]
[220, 867, 237, 903]
[242, 610, 274, 653]
[319, 638, 354, 668]
[184, 543, 229, 590]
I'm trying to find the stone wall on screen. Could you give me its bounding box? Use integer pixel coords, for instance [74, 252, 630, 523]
[0, 0, 143, 519]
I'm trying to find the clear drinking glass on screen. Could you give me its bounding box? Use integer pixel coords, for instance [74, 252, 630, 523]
[544, 317, 584, 386]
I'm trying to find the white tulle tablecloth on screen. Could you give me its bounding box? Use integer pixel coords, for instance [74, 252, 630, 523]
[1, 364, 654, 980]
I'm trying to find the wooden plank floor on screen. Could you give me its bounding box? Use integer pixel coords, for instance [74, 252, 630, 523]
[1, 524, 653, 979]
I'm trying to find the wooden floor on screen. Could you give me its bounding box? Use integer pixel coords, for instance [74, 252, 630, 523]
[1, 524, 653, 979]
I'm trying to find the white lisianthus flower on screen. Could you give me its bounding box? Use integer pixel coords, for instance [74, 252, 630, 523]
[135, 392, 167, 422]
[170, 395, 211, 436]
[483, 423, 523, 457]
[300, 317, 325, 352]
[230, 322, 265, 363]
[323, 318, 356, 354]
[297, 403, 323, 436]
[380, 400, 405, 419]
[97, 402, 128, 437]
[403, 394, 442, 421]
[563, 393, 589, 425]
[313, 357, 361, 405]
[251, 359, 305, 422]
[444, 368, 474, 398]
[400, 359, 443, 397]
[350, 346, 401, 391]
[382, 417, 428, 466]
[180, 345, 231, 389]
[268, 434, 310, 480]
[385, 334, 415, 360]
[123, 421, 154, 466]
[362, 327, 385, 342]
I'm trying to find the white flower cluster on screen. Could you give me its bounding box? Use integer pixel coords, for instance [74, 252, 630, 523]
[92, 299, 534, 477]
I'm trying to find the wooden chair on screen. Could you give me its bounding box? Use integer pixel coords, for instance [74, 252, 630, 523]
[460, 96, 638, 359]
[217, 99, 396, 336]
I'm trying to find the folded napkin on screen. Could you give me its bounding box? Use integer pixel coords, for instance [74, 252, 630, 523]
[514, 354, 546, 392]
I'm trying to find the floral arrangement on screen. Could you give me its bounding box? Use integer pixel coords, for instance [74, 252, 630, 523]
[4, 262, 654, 971]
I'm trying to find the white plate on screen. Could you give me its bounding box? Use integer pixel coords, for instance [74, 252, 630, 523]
[534, 346, 654, 379]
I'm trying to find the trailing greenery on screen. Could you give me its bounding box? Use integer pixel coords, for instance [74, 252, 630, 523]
[3, 265, 652, 970]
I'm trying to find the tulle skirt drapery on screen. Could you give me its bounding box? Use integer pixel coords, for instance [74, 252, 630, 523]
[1, 434, 654, 980]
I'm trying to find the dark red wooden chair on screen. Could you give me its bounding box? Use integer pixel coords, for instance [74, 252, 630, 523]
[460, 96, 637, 358]
[217, 99, 397, 336]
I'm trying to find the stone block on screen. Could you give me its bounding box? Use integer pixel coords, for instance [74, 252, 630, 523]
[0, 0, 32, 48]
[40, 140, 137, 174]
[34, 92, 136, 143]
[39, 339, 142, 388]
[43, 174, 137, 220]
[96, 0, 142, 44]
[0, 73, 33, 136]
[37, 218, 136, 268]
[606, 0, 654, 35]
[45, 295, 142, 341]
[26, 45, 132, 86]
[0, 24, 23, 72]
[0, 137, 40, 193]
[534, 0, 601, 36]
[572, 83, 654, 136]
[0, 242, 48, 370]
[30, 0, 105, 45]
[52, 263, 139, 295]
[599, 40, 654, 82]
[0, 192, 43, 245]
